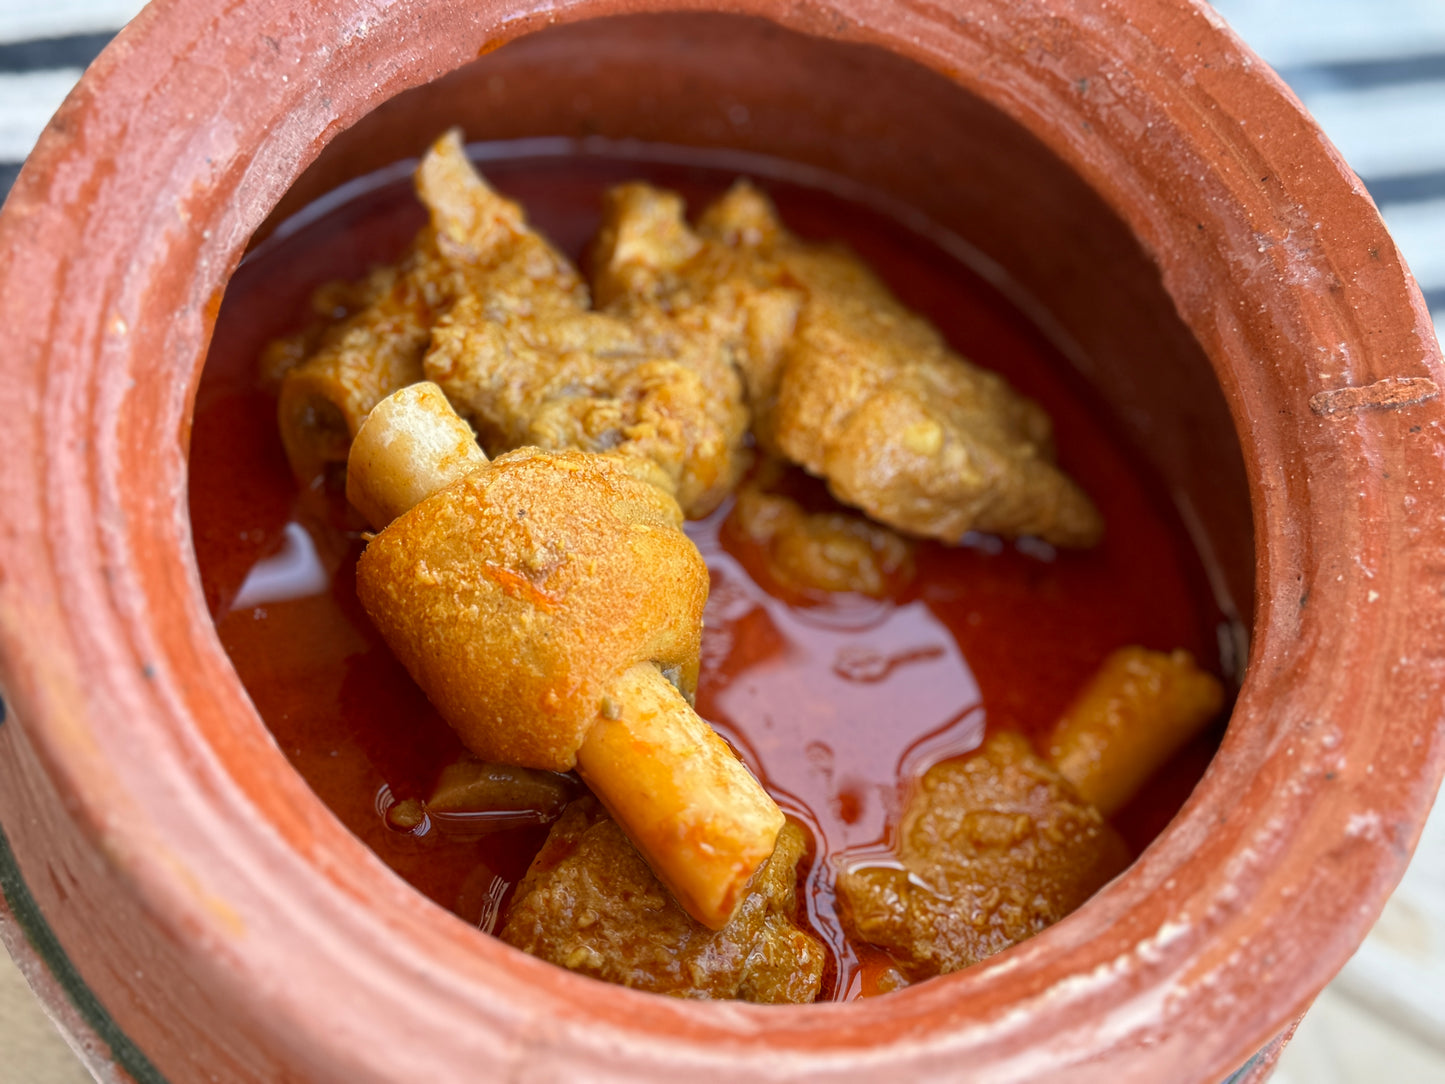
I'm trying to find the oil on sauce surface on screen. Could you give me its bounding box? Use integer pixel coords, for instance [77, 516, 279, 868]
[189, 146, 1227, 1001]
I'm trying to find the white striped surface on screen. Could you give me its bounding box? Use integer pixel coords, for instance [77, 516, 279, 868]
[1214, 0, 1445, 330]
[0, 0, 144, 45]
[0, 69, 83, 159]
[1303, 80, 1445, 180]
[1211, 0, 1445, 67]
[1381, 197, 1445, 290]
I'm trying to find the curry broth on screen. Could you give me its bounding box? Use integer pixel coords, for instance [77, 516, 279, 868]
[189, 146, 1227, 1001]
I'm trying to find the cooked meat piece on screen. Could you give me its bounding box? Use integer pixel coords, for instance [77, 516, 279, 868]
[269, 130, 573, 484]
[272, 233, 452, 482]
[418, 140, 749, 517]
[730, 473, 914, 598]
[272, 132, 751, 515]
[401, 756, 577, 837]
[356, 445, 707, 772]
[427, 755, 578, 818]
[835, 731, 1129, 982]
[351, 389, 785, 928]
[591, 183, 804, 447]
[500, 797, 824, 1003]
[592, 181, 1103, 546]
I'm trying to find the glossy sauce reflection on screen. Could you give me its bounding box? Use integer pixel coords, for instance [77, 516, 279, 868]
[190, 144, 1228, 1002]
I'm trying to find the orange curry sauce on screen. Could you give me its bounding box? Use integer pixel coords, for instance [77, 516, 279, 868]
[189, 145, 1230, 1001]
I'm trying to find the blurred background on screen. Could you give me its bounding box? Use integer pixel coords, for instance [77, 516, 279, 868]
[1, 1, 1441, 1080]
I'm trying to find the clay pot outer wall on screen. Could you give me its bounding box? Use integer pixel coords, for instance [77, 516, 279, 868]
[0, 1, 1441, 1082]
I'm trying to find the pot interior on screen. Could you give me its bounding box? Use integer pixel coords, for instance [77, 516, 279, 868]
[202, 8, 1253, 997]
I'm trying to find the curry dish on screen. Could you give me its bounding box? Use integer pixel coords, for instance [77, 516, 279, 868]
[191, 132, 1230, 1002]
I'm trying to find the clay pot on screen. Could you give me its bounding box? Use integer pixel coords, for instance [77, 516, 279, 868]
[0, 0, 1441, 1080]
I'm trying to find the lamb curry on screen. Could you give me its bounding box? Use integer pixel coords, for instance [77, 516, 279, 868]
[190, 132, 1231, 1003]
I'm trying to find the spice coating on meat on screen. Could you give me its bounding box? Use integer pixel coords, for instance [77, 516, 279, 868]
[355, 447, 707, 772]
[271, 230, 460, 482]
[274, 132, 751, 516]
[500, 797, 824, 1003]
[418, 138, 750, 517]
[835, 731, 1129, 981]
[729, 477, 914, 599]
[592, 181, 1103, 546]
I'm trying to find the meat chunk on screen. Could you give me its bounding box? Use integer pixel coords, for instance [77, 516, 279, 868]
[352, 387, 785, 930]
[729, 472, 914, 598]
[268, 132, 576, 484]
[417, 139, 749, 517]
[592, 181, 1103, 546]
[427, 755, 577, 821]
[273, 132, 750, 516]
[835, 731, 1128, 981]
[500, 797, 824, 1003]
[356, 446, 708, 772]
[271, 231, 460, 482]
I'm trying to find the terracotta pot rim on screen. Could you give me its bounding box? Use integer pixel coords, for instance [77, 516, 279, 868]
[1, 0, 1442, 1079]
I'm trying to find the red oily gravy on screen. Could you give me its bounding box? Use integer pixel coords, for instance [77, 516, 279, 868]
[189, 145, 1230, 1002]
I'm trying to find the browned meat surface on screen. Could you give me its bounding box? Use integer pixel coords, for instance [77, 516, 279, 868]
[270, 138, 1142, 994]
[352, 389, 784, 930]
[835, 731, 1129, 982]
[275, 138, 1094, 537]
[729, 474, 914, 598]
[271, 230, 462, 482]
[355, 446, 707, 773]
[269, 132, 580, 483]
[417, 138, 749, 517]
[385, 756, 577, 836]
[500, 797, 824, 1003]
[592, 181, 1103, 546]
[274, 132, 750, 516]
[427, 755, 578, 819]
